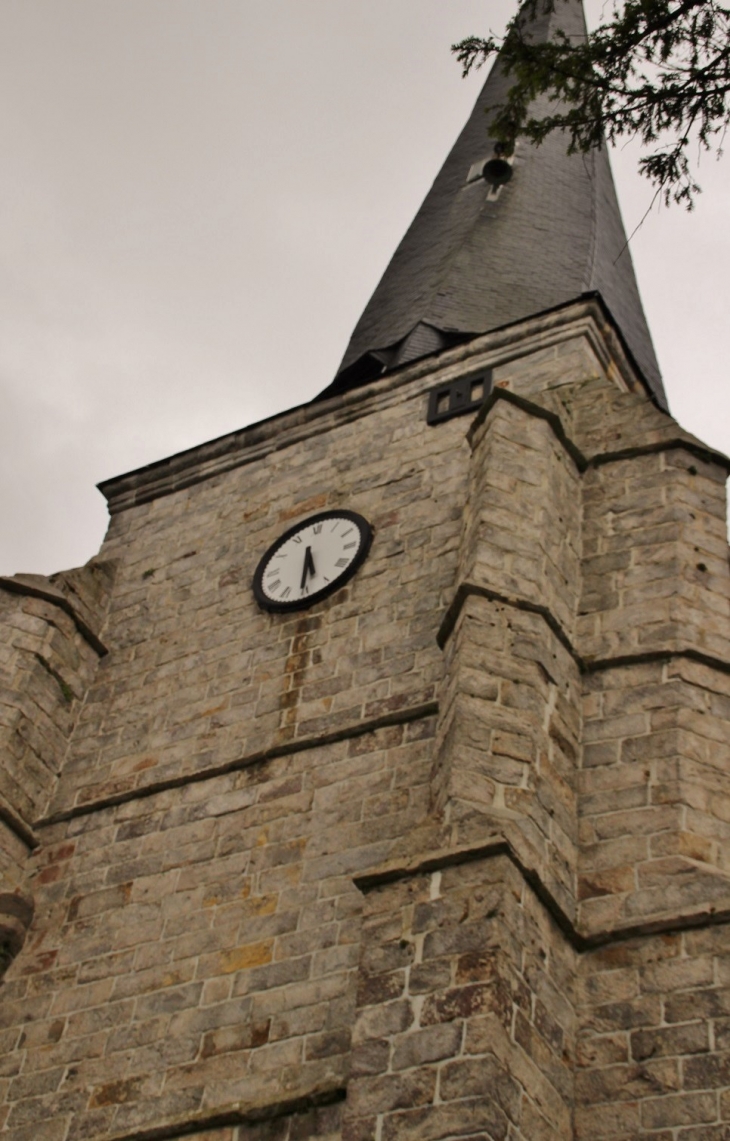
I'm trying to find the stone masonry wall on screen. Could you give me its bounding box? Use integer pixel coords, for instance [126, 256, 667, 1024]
[433, 596, 580, 922]
[433, 391, 583, 922]
[0, 591, 88, 832]
[170, 1107, 344, 1141]
[0, 352, 472, 1140]
[576, 924, 730, 1139]
[0, 566, 113, 961]
[45, 385, 468, 819]
[345, 852, 576, 1141]
[0, 719, 429, 1138]
[2, 305, 730, 1140]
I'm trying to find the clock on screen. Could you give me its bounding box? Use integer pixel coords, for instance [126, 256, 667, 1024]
[252, 509, 373, 612]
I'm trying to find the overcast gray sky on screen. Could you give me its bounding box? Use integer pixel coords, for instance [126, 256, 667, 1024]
[1, 0, 728, 578]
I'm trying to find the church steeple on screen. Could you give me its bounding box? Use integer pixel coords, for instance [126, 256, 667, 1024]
[323, 0, 666, 410]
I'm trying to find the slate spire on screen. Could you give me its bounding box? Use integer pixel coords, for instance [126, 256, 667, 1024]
[323, 0, 666, 409]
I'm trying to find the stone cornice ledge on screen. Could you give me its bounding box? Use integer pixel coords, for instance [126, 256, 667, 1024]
[98, 296, 655, 515]
[438, 581, 730, 680]
[98, 1084, 345, 1141]
[37, 700, 439, 827]
[355, 837, 730, 952]
[0, 574, 108, 657]
[467, 386, 730, 473]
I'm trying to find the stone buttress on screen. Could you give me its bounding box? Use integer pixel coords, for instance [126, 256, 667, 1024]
[0, 565, 114, 964]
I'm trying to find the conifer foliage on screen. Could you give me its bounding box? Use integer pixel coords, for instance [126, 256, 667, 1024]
[453, 0, 730, 206]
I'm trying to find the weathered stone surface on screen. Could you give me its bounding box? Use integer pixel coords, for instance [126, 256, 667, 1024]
[342, 854, 575, 1140]
[1, 305, 729, 1140]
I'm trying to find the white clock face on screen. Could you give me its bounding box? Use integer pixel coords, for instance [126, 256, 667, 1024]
[253, 511, 372, 611]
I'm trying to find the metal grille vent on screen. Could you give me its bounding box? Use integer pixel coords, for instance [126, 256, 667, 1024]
[426, 371, 493, 425]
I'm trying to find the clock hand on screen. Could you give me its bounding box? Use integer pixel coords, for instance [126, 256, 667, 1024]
[300, 546, 316, 590]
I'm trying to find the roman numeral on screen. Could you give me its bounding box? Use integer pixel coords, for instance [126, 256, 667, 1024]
[335, 558, 349, 568]
[313, 523, 323, 534]
[292, 535, 303, 544]
[343, 542, 356, 550]
[269, 579, 281, 592]
[280, 586, 291, 599]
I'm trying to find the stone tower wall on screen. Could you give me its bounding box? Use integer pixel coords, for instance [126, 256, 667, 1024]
[0, 565, 114, 960]
[1, 301, 730, 1140]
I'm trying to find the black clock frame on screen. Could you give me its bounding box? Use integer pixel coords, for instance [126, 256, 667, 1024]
[252, 509, 373, 613]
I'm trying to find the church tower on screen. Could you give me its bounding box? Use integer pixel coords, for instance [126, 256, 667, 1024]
[1, 3, 729, 1139]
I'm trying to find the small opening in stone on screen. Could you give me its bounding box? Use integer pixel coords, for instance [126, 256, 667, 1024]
[436, 391, 450, 415]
